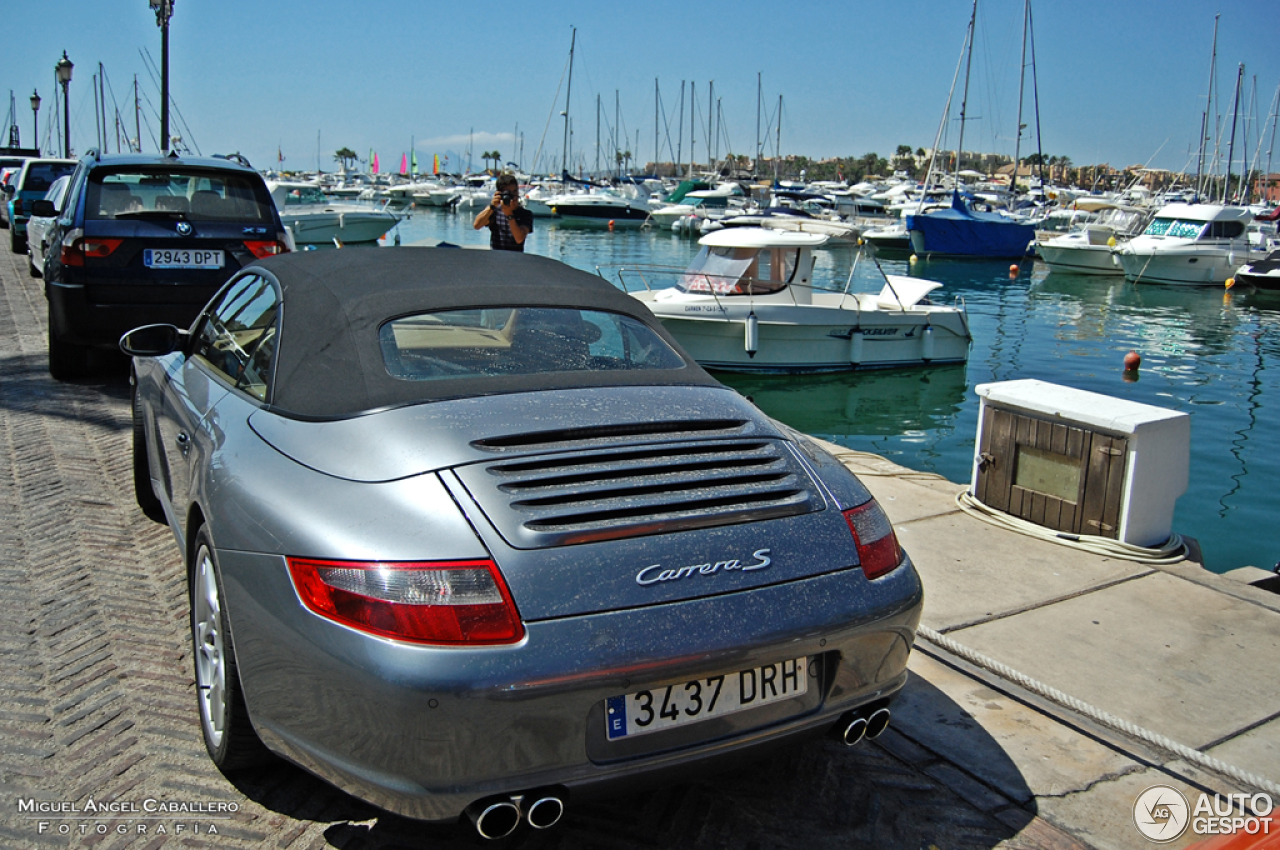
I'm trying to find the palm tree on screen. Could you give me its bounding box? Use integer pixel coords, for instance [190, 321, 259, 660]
[333, 147, 359, 173]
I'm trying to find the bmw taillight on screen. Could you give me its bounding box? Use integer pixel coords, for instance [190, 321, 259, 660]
[843, 500, 903, 580]
[286, 558, 524, 645]
[60, 229, 123, 267]
[243, 239, 289, 259]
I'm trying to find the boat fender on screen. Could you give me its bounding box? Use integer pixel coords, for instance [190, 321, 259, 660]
[921, 324, 935, 361]
[849, 328, 864, 365]
[745, 311, 759, 358]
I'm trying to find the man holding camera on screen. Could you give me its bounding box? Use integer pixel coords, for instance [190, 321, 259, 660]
[473, 173, 533, 252]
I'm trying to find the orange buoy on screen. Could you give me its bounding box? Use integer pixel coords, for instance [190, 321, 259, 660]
[1009, 264, 1019, 274]
[1123, 350, 1141, 371]
[608, 220, 615, 231]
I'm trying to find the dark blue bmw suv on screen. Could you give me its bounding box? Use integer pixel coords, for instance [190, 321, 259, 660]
[43, 150, 291, 379]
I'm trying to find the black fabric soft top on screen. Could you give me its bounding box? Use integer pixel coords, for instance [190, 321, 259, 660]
[245, 248, 720, 419]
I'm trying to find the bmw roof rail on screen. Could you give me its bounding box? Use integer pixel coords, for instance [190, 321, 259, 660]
[213, 152, 253, 169]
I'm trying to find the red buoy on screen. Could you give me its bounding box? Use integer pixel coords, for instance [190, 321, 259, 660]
[1009, 264, 1019, 274]
[608, 220, 615, 231]
[1123, 350, 1141, 371]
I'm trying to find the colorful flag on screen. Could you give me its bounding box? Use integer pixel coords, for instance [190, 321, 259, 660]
[412, 150, 419, 176]
[370, 149, 379, 174]
[277, 146, 284, 165]
[433, 154, 439, 175]
[400, 153, 408, 175]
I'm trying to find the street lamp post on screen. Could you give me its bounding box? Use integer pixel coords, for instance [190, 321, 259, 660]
[30, 90, 41, 155]
[149, 0, 175, 153]
[55, 51, 73, 158]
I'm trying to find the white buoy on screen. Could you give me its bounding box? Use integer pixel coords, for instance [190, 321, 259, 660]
[745, 311, 759, 358]
[921, 325, 935, 361]
[849, 329, 864, 365]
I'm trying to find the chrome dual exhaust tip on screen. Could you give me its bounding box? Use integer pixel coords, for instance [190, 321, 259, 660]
[465, 790, 566, 839]
[834, 704, 892, 747]
[466, 799, 521, 840]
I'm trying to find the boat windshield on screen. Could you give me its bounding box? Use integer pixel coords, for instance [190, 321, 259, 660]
[281, 185, 330, 205]
[1143, 218, 1206, 239]
[678, 246, 797, 295]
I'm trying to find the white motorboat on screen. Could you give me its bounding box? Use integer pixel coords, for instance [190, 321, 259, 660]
[1038, 203, 1153, 275]
[1114, 203, 1271, 286]
[621, 227, 970, 373]
[1231, 248, 1280, 291]
[268, 181, 402, 245]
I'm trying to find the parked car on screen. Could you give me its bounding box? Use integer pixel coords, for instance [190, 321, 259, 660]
[6, 157, 76, 253]
[25, 174, 71, 278]
[0, 158, 27, 227]
[120, 248, 922, 838]
[43, 150, 290, 379]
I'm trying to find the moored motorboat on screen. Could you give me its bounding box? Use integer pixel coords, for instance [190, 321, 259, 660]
[1038, 203, 1153, 275]
[1114, 203, 1270, 286]
[267, 181, 402, 245]
[1232, 249, 1280, 291]
[620, 227, 970, 373]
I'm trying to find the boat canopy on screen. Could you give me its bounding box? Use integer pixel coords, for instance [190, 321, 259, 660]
[679, 228, 824, 295]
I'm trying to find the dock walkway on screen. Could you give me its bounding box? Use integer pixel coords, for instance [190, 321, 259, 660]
[820, 439, 1280, 849]
[0, 249, 1276, 849]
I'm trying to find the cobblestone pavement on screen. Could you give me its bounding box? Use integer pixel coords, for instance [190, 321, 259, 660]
[0, 250, 1086, 849]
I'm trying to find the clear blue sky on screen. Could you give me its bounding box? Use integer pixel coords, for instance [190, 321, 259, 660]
[4, 0, 1279, 177]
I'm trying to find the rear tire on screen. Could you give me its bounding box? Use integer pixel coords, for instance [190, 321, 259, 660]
[132, 386, 166, 524]
[190, 527, 271, 771]
[27, 251, 40, 278]
[47, 331, 88, 380]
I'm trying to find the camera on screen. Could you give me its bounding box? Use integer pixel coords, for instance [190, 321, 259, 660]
[500, 191, 515, 205]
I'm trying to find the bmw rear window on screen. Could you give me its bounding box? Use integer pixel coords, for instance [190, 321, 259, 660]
[379, 307, 687, 381]
[86, 169, 275, 223]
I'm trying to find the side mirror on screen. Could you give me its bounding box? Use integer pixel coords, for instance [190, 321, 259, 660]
[31, 199, 56, 217]
[120, 324, 185, 357]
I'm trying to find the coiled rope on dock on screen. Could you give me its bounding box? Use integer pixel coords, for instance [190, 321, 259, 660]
[917, 624, 1280, 799]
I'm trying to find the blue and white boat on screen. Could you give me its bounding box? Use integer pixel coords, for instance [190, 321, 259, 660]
[906, 191, 1036, 258]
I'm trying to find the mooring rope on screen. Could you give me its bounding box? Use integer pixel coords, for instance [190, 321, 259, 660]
[916, 624, 1280, 799]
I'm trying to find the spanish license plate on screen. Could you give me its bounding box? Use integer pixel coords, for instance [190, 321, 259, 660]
[605, 657, 808, 740]
[143, 248, 224, 269]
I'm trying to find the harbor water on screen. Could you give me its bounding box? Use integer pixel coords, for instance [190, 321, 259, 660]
[377, 206, 1279, 574]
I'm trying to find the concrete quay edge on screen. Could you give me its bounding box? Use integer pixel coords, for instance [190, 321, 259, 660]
[811, 436, 1280, 849]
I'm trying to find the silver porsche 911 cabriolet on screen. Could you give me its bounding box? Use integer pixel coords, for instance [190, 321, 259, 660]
[121, 247, 922, 839]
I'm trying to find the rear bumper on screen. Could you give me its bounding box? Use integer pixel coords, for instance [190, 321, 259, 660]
[46, 279, 217, 349]
[218, 547, 923, 822]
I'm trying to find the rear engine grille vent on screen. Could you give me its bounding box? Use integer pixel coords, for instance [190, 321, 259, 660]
[470, 419, 752, 452]
[455, 439, 824, 548]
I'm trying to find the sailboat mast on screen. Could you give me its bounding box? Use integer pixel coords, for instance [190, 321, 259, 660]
[654, 79, 659, 172]
[1196, 14, 1220, 198]
[1264, 85, 1280, 205]
[1029, 2, 1046, 191]
[1012, 0, 1029, 191]
[755, 72, 761, 179]
[775, 95, 782, 184]
[561, 27, 576, 177]
[954, 0, 978, 186]
[689, 81, 696, 179]
[1224, 63, 1243, 203]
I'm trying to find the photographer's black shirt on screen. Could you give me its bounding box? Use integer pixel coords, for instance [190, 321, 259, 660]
[487, 206, 534, 252]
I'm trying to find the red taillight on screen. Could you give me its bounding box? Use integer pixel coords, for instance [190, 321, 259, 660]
[843, 500, 903, 580]
[60, 232, 123, 267]
[286, 557, 524, 645]
[12, 199, 22, 216]
[243, 239, 289, 259]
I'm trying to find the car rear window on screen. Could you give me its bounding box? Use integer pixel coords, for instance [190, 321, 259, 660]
[21, 162, 75, 192]
[86, 169, 275, 223]
[379, 307, 687, 381]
